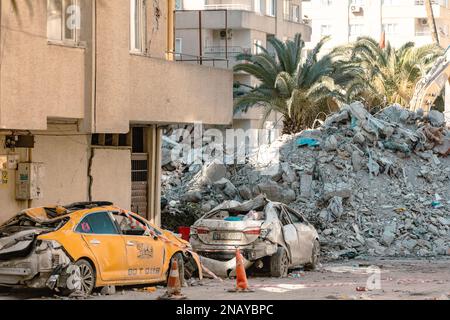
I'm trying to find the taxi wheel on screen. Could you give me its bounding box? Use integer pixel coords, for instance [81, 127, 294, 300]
[75, 259, 96, 295]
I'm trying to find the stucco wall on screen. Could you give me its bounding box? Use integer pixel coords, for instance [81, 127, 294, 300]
[90, 148, 131, 210]
[0, 0, 89, 131]
[95, 0, 233, 133]
[0, 125, 132, 224]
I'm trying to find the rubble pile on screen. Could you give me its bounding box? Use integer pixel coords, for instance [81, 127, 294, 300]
[161, 102, 450, 260]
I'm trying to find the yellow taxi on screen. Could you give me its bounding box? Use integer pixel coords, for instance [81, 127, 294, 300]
[0, 201, 202, 295]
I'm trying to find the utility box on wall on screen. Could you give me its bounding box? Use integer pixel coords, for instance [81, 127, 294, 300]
[16, 163, 44, 200]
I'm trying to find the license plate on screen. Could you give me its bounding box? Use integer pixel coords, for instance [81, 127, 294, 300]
[213, 232, 242, 240]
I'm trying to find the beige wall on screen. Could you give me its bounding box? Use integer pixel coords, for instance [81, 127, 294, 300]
[0, 0, 89, 131]
[0, 0, 233, 132]
[94, 0, 234, 133]
[91, 148, 131, 210]
[0, 125, 132, 224]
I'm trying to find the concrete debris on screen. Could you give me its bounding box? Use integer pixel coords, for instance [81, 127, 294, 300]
[161, 103, 450, 261]
[254, 180, 296, 204]
[326, 196, 344, 222]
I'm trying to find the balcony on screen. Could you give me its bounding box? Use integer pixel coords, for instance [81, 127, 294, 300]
[203, 4, 252, 11]
[414, 0, 448, 6]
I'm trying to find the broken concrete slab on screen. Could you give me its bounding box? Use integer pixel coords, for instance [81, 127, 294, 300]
[323, 182, 352, 201]
[255, 180, 296, 203]
[300, 174, 313, 198]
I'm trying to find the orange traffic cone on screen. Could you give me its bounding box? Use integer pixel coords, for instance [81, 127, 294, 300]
[158, 259, 187, 300]
[228, 248, 254, 293]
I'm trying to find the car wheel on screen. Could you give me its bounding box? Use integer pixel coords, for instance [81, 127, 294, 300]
[304, 240, 320, 271]
[169, 253, 186, 286]
[270, 247, 289, 278]
[73, 259, 96, 295]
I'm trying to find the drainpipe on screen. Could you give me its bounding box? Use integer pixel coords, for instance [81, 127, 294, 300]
[88, 0, 97, 201]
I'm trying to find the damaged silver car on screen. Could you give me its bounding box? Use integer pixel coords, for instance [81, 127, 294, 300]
[190, 195, 320, 278]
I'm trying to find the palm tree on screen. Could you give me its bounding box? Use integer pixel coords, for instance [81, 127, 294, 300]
[348, 37, 443, 109]
[233, 34, 363, 134]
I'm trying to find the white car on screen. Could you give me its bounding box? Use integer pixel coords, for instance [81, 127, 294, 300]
[190, 195, 320, 278]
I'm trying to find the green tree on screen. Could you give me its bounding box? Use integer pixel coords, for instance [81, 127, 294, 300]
[233, 34, 364, 134]
[348, 37, 443, 109]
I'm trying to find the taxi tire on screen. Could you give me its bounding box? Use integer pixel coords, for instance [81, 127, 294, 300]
[63, 259, 96, 296]
[75, 259, 96, 295]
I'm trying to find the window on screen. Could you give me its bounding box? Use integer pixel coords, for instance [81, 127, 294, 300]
[113, 213, 146, 236]
[350, 0, 364, 5]
[266, 0, 276, 17]
[383, 23, 398, 35]
[292, 5, 300, 22]
[283, 207, 305, 224]
[175, 0, 183, 10]
[349, 24, 364, 36]
[254, 0, 262, 14]
[112, 212, 161, 236]
[283, 0, 291, 20]
[321, 0, 332, 6]
[76, 212, 119, 235]
[254, 39, 263, 54]
[130, 0, 147, 53]
[320, 24, 332, 36]
[47, 0, 81, 43]
[382, 0, 400, 5]
[175, 38, 182, 59]
[91, 133, 131, 147]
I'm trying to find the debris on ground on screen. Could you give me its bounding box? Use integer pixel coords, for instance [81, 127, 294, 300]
[161, 102, 450, 261]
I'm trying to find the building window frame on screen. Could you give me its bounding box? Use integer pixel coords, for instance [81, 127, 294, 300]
[47, 0, 83, 46]
[253, 39, 263, 54]
[266, 0, 276, 17]
[254, 0, 262, 14]
[320, 24, 332, 36]
[130, 0, 148, 54]
[175, 0, 183, 10]
[175, 38, 182, 60]
[292, 4, 300, 22]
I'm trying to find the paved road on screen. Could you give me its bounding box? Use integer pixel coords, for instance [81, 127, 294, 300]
[1, 258, 449, 300]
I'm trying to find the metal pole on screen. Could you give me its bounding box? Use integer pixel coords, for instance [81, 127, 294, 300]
[199, 11, 203, 65]
[173, 9, 176, 60]
[225, 9, 228, 63]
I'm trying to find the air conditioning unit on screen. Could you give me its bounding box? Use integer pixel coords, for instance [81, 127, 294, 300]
[351, 6, 362, 13]
[220, 29, 233, 40]
[420, 18, 428, 26]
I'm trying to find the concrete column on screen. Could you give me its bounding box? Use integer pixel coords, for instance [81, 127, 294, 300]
[445, 82, 450, 126]
[146, 125, 162, 227]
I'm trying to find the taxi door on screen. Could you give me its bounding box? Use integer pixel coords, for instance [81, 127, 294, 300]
[112, 213, 166, 281]
[76, 211, 128, 281]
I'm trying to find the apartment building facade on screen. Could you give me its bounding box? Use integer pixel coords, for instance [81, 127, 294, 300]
[0, 0, 233, 225]
[302, 0, 450, 50]
[174, 0, 312, 130]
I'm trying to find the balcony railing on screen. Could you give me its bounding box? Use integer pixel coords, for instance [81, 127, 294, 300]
[415, 30, 431, 36]
[414, 0, 448, 6]
[203, 4, 252, 11]
[168, 51, 230, 68]
[204, 46, 251, 57]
